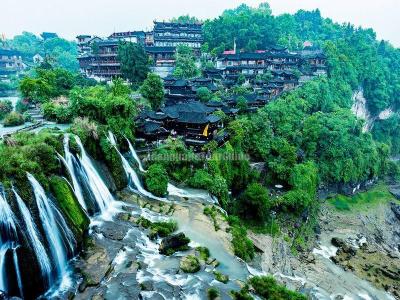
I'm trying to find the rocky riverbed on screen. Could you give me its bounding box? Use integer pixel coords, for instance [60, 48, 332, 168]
[66, 190, 247, 300]
[248, 196, 400, 300]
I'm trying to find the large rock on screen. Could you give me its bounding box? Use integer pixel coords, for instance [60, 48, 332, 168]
[331, 237, 357, 256]
[390, 202, 400, 220]
[180, 255, 200, 273]
[80, 245, 112, 287]
[159, 233, 190, 255]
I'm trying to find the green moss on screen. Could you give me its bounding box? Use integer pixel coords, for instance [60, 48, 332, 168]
[136, 216, 178, 239]
[329, 183, 396, 212]
[249, 276, 307, 300]
[196, 246, 210, 261]
[100, 137, 128, 190]
[213, 270, 229, 283]
[207, 287, 219, 300]
[228, 216, 255, 262]
[49, 176, 89, 239]
[180, 255, 200, 273]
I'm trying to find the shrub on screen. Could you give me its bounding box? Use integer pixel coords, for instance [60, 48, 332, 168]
[207, 288, 219, 300]
[15, 99, 29, 114]
[196, 87, 212, 102]
[249, 276, 307, 300]
[145, 164, 169, 197]
[0, 100, 13, 120]
[3, 112, 24, 127]
[189, 169, 213, 189]
[237, 183, 270, 223]
[208, 175, 229, 208]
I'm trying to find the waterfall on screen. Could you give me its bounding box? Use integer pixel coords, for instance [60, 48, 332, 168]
[0, 189, 24, 296]
[12, 245, 23, 298]
[0, 244, 8, 292]
[27, 174, 76, 281]
[60, 135, 87, 212]
[107, 132, 166, 201]
[13, 188, 52, 283]
[0, 189, 18, 244]
[126, 137, 145, 172]
[74, 136, 115, 215]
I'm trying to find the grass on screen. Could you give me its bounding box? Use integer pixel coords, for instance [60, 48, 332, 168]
[329, 183, 396, 212]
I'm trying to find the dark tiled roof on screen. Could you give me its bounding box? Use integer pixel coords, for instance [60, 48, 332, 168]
[145, 46, 176, 53]
[206, 100, 224, 107]
[0, 48, 21, 56]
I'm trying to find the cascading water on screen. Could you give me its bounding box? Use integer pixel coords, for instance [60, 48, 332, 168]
[12, 245, 23, 298]
[107, 132, 166, 201]
[0, 189, 24, 296]
[0, 189, 18, 244]
[74, 136, 115, 215]
[27, 173, 76, 281]
[121, 132, 216, 202]
[0, 244, 9, 292]
[13, 188, 52, 283]
[61, 135, 87, 212]
[126, 137, 145, 172]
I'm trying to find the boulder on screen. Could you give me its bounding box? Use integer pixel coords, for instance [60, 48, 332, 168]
[159, 233, 190, 255]
[180, 255, 200, 273]
[390, 202, 400, 221]
[331, 237, 357, 256]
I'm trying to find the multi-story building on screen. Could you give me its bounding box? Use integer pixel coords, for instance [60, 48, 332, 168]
[77, 40, 121, 80]
[153, 21, 203, 53]
[77, 21, 204, 81]
[0, 49, 25, 77]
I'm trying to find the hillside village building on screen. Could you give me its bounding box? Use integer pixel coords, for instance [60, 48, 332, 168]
[77, 21, 204, 81]
[0, 49, 25, 77]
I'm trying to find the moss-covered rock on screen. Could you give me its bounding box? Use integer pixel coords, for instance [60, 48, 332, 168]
[49, 176, 90, 242]
[100, 137, 128, 191]
[213, 270, 229, 283]
[136, 216, 177, 240]
[180, 255, 200, 273]
[159, 233, 190, 255]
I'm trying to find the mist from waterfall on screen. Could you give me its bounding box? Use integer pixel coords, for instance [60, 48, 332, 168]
[28, 173, 76, 281]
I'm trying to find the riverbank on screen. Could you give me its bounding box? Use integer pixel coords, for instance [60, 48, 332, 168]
[248, 183, 400, 299]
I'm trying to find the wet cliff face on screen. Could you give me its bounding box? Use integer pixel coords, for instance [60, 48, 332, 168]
[351, 89, 374, 132]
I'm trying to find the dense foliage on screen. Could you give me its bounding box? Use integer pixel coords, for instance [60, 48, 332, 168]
[173, 45, 200, 79]
[144, 164, 169, 197]
[0, 100, 13, 120]
[118, 42, 149, 86]
[140, 73, 164, 110]
[3, 112, 25, 127]
[204, 2, 400, 154]
[7, 32, 79, 71]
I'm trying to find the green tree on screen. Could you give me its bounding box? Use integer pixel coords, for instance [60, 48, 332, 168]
[145, 164, 169, 197]
[237, 183, 270, 223]
[118, 42, 149, 85]
[236, 96, 248, 113]
[173, 45, 200, 79]
[140, 73, 165, 110]
[196, 87, 212, 102]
